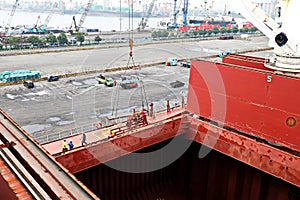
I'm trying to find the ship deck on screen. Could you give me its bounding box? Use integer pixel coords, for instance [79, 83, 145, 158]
[42, 106, 184, 156]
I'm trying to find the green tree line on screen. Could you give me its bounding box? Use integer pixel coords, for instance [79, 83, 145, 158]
[151, 27, 258, 39]
[0, 32, 102, 49]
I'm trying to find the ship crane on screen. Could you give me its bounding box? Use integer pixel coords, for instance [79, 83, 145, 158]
[138, 0, 156, 31]
[231, 0, 300, 72]
[4, 0, 19, 37]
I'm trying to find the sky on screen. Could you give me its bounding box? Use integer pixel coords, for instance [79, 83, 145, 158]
[189, 0, 229, 10]
[2, 0, 276, 12]
[2, 0, 229, 8]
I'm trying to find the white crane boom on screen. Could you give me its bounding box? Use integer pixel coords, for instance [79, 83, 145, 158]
[41, 2, 58, 29]
[5, 0, 19, 36]
[77, 0, 94, 31]
[34, 16, 41, 29]
[139, 0, 156, 30]
[231, 0, 300, 72]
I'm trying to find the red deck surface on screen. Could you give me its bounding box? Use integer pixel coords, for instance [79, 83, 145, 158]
[43, 107, 183, 156]
[222, 54, 273, 71]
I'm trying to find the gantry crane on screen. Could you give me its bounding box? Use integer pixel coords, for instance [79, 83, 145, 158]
[138, 0, 156, 31]
[167, 0, 188, 29]
[4, 0, 19, 37]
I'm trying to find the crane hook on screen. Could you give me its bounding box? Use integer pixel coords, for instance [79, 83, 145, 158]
[129, 39, 133, 57]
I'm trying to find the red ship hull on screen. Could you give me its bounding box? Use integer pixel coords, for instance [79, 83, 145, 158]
[187, 54, 300, 152]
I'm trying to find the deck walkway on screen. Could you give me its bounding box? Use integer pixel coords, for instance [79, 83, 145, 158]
[42, 107, 184, 156]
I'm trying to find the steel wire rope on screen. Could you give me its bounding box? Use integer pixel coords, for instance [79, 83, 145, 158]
[112, 0, 149, 119]
[134, 71, 149, 112]
[110, 0, 134, 118]
[111, 82, 120, 118]
[129, 0, 149, 112]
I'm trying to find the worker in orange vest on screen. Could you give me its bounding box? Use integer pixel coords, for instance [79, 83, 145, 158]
[140, 111, 148, 125]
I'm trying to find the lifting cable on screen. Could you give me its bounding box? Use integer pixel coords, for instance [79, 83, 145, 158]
[139, 79, 149, 111]
[128, 0, 149, 112]
[127, 0, 135, 68]
[111, 0, 135, 118]
[111, 83, 120, 117]
[111, 0, 149, 117]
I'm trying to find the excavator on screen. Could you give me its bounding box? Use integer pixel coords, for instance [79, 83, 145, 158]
[69, 16, 79, 35]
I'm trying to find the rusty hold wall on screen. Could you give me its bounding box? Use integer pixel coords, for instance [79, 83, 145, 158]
[75, 138, 300, 200]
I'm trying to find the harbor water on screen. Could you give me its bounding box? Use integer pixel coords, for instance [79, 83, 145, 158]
[0, 10, 170, 32]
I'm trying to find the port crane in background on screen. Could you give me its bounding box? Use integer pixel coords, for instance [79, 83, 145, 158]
[77, 0, 94, 32]
[231, 0, 300, 72]
[32, 15, 42, 32]
[172, 0, 180, 27]
[70, 0, 94, 34]
[208, 0, 214, 20]
[138, 0, 156, 31]
[39, 2, 58, 30]
[4, 0, 19, 37]
[182, 0, 188, 26]
[203, 0, 207, 16]
[167, 0, 183, 29]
